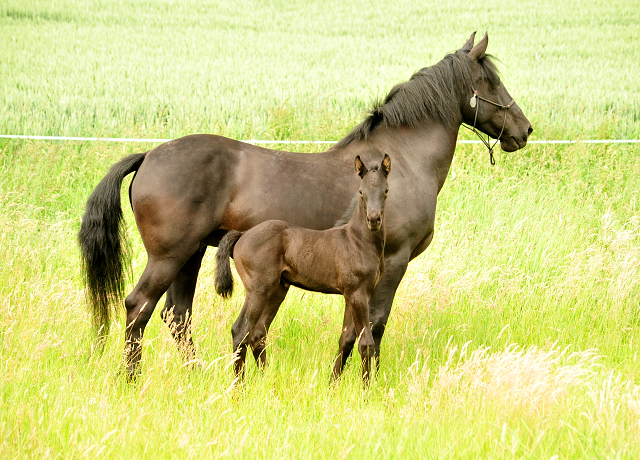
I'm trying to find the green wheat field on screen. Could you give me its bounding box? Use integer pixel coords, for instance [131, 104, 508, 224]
[2, 0, 640, 458]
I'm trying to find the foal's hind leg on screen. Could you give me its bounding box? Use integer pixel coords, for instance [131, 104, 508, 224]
[249, 281, 289, 368]
[124, 256, 187, 379]
[230, 280, 288, 378]
[161, 247, 206, 364]
[230, 294, 258, 380]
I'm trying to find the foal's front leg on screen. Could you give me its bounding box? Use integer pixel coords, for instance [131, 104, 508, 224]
[345, 289, 376, 385]
[334, 250, 411, 379]
[332, 307, 356, 381]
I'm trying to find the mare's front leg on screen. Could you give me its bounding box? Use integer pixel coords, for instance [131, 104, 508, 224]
[368, 250, 411, 368]
[344, 289, 376, 385]
[161, 247, 206, 364]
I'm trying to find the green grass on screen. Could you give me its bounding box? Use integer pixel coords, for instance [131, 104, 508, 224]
[2, 0, 640, 458]
[2, 0, 639, 141]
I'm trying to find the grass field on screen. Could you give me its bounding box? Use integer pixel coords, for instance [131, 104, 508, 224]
[2, 0, 640, 458]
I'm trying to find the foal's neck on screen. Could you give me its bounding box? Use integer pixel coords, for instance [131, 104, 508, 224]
[347, 195, 385, 252]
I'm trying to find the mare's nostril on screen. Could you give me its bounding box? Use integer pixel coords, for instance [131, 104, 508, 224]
[528, 125, 533, 136]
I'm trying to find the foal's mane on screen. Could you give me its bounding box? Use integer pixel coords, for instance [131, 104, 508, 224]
[334, 49, 500, 148]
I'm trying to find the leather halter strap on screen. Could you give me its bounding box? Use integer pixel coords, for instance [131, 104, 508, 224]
[462, 89, 514, 165]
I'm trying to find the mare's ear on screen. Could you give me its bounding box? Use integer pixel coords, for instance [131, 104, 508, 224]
[468, 31, 488, 60]
[381, 154, 391, 177]
[355, 155, 367, 177]
[462, 31, 476, 52]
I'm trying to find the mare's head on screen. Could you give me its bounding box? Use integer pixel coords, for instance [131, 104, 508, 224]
[334, 32, 532, 153]
[355, 154, 391, 232]
[458, 32, 533, 152]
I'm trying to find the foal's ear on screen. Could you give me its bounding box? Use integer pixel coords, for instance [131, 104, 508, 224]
[381, 154, 391, 177]
[462, 31, 476, 52]
[355, 155, 367, 177]
[468, 31, 488, 60]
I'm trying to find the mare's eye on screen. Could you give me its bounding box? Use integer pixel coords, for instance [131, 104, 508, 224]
[384, 189, 389, 196]
[359, 189, 363, 195]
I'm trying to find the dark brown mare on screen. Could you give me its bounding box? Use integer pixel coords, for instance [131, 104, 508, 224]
[78, 32, 532, 379]
[214, 155, 391, 384]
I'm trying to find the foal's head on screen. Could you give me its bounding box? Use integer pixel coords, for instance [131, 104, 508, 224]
[354, 154, 391, 232]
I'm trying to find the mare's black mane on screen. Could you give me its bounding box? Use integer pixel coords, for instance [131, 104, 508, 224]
[334, 50, 500, 148]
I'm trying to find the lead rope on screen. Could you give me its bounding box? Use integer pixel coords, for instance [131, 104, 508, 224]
[462, 90, 514, 165]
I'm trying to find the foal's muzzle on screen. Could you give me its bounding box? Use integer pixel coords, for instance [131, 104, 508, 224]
[367, 212, 382, 231]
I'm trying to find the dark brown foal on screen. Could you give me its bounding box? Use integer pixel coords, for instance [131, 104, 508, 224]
[215, 154, 391, 385]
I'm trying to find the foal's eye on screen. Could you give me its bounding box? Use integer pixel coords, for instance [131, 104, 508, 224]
[384, 189, 389, 196]
[359, 189, 363, 195]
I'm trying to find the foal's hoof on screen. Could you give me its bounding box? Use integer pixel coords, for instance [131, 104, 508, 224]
[329, 370, 343, 386]
[124, 368, 140, 383]
[182, 359, 205, 370]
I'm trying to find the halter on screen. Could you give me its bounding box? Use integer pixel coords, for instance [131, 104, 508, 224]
[462, 89, 514, 165]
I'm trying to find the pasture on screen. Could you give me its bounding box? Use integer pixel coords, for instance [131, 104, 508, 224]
[1, 0, 640, 457]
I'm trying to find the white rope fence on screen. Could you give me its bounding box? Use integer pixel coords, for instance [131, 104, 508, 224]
[1, 134, 639, 145]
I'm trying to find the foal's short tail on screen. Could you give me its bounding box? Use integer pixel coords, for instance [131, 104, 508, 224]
[77, 153, 147, 340]
[215, 230, 243, 299]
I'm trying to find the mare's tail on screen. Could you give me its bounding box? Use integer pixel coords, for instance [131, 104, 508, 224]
[215, 230, 243, 298]
[77, 153, 147, 339]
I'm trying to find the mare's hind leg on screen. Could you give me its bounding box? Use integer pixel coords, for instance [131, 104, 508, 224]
[124, 256, 188, 379]
[249, 281, 289, 368]
[161, 247, 206, 363]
